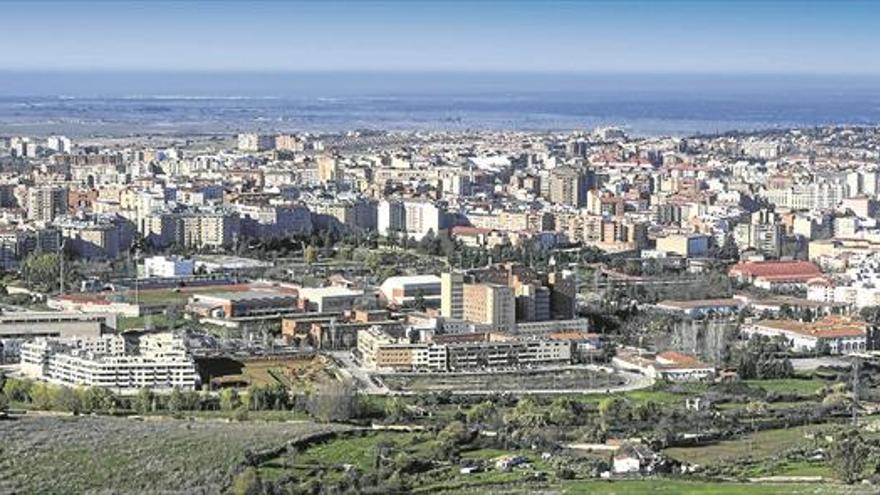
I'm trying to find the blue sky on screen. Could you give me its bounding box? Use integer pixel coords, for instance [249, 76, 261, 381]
[1, 1, 878, 73]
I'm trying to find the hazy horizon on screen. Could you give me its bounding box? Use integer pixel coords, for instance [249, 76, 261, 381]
[0, 70, 877, 137]
[2, 70, 879, 98]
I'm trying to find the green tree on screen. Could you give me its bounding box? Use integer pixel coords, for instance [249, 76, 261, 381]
[436, 420, 471, 454]
[860, 306, 880, 350]
[220, 388, 242, 411]
[734, 335, 794, 379]
[548, 397, 578, 426]
[0, 372, 8, 413]
[2, 377, 33, 403]
[81, 386, 117, 413]
[305, 382, 359, 422]
[829, 429, 869, 484]
[412, 290, 427, 311]
[53, 386, 82, 414]
[466, 400, 496, 424]
[597, 397, 629, 430]
[384, 396, 408, 421]
[30, 382, 56, 410]
[303, 244, 319, 265]
[167, 387, 185, 413]
[133, 387, 155, 414]
[505, 397, 548, 428]
[21, 252, 61, 292]
[229, 467, 264, 495]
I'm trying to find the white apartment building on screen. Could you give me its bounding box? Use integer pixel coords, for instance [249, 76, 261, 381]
[46, 135, 72, 153]
[763, 182, 848, 211]
[20, 333, 198, 391]
[10, 137, 38, 158]
[143, 255, 195, 278]
[237, 133, 274, 152]
[357, 327, 572, 372]
[378, 200, 442, 240]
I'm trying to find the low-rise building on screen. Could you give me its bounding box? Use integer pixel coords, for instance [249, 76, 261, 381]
[655, 234, 710, 258]
[614, 349, 715, 382]
[379, 275, 441, 307]
[612, 443, 664, 475]
[357, 327, 572, 372]
[728, 260, 823, 291]
[298, 286, 366, 313]
[143, 255, 194, 278]
[445, 334, 571, 371]
[357, 326, 446, 372]
[187, 290, 298, 319]
[743, 316, 866, 354]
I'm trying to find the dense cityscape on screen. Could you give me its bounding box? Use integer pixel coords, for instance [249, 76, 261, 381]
[3, 0, 880, 493]
[1, 124, 880, 494]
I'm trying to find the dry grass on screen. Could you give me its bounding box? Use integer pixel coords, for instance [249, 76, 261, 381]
[0, 415, 349, 494]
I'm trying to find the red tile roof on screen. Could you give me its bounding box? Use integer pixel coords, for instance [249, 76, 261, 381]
[754, 316, 866, 339]
[729, 260, 821, 280]
[655, 351, 713, 369]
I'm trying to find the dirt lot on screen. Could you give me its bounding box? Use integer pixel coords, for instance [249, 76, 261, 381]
[198, 354, 340, 389]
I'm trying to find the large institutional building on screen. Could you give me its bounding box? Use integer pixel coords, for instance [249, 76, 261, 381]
[742, 316, 866, 354]
[357, 326, 572, 372]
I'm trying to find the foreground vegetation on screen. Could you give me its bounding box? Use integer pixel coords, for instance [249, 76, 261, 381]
[2, 357, 875, 493]
[561, 480, 874, 495]
[0, 415, 348, 494]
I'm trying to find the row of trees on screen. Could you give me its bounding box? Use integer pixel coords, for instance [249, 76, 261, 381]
[1, 376, 366, 423]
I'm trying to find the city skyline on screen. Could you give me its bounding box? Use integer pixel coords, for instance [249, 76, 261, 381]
[1, 1, 879, 74]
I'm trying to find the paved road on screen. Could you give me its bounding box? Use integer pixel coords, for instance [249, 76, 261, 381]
[328, 351, 389, 395]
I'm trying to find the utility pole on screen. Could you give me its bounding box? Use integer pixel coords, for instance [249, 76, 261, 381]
[134, 248, 140, 306]
[59, 239, 66, 295]
[852, 356, 861, 426]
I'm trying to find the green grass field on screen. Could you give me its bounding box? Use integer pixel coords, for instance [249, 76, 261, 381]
[254, 429, 862, 495]
[576, 384, 708, 406]
[125, 285, 247, 305]
[295, 431, 415, 470]
[664, 425, 821, 466]
[745, 378, 827, 396]
[559, 480, 867, 495]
